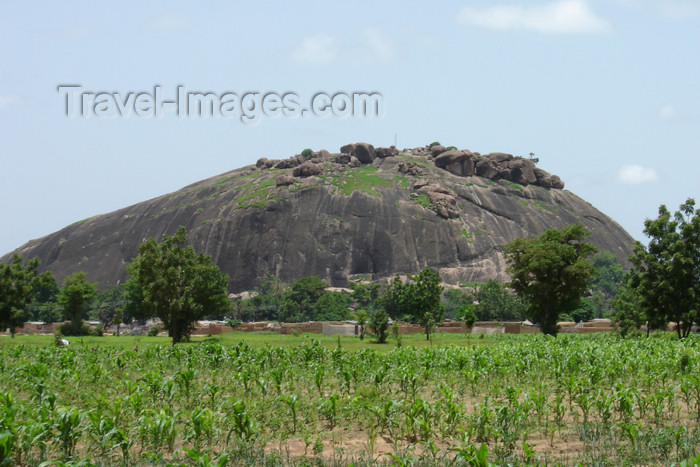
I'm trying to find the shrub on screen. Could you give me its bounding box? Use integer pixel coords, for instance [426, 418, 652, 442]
[370, 308, 389, 343]
[428, 141, 441, 148]
[225, 318, 242, 330]
[88, 324, 104, 337]
[147, 325, 161, 337]
[301, 148, 313, 158]
[59, 321, 90, 336]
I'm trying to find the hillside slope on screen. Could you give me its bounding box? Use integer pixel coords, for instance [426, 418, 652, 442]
[3, 143, 635, 291]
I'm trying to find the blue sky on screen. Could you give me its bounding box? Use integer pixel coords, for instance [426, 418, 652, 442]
[1, 0, 698, 255]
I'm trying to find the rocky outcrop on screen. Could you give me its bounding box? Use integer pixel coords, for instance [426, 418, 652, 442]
[2, 142, 633, 291]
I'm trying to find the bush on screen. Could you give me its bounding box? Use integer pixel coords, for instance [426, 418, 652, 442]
[59, 321, 90, 336]
[428, 141, 441, 148]
[88, 324, 104, 337]
[301, 148, 313, 158]
[369, 308, 389, 343]
[225, 318, 242, 330]
[147, 325, 161, 337]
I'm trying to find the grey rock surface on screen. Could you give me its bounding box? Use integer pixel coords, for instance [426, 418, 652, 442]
[2, 143, 634, 291]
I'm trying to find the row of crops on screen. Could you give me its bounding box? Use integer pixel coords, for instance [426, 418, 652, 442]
[1, 334, 700, 466]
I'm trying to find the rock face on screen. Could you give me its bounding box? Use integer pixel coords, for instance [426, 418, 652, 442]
[2, 143, 635, 291]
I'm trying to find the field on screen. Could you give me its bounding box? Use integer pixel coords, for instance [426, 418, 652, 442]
[1, 332, 700, 466]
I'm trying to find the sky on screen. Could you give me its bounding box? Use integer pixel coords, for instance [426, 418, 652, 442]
[1, 0, 699, 255]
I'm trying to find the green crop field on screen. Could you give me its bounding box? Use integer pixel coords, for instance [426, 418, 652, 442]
[1, 333, 700, 466]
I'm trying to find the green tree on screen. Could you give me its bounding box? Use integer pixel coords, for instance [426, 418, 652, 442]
[27, 271, 61, 322]
[380, 267, 445, 340]
[610, 277, 646, 337]
[443, 288, 473, 319]
[278, 276, 327, 322]
[629, 198, 700, 338]
[504, 223, 598, 336]
[125, 226, 230, 344]
[0, 254, 50, 337]
[57, 271, 97, 334]
[313, 292, 350, 321]
[89, 284, 128, 326]
[113, 307, 123, 337]
[245, 276, 287, 321]
[349, 281, 381, 311]
[472, 279, 527, 322]
[369, 308, 389, 343]
[355, 309, 368, 340]
[460, 306, 477, 334]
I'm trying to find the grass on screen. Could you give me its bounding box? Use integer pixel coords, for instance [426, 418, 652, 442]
[0, 331, 500, 351]
[412, 193, 431, 209]
[3, 332, 700, 465]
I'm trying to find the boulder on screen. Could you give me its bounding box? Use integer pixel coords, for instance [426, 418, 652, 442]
[275, 158, 300, 169]
[413, 179, 429, 190]
[353, 142, 376, 163]
[434, 150, 476, 177]
[292, 162, 323, 177]
[485, 152, 513, 163]
[275, 174, 295, 186]
[335, 154, 352, 165]
[430, 145, 447, 157]
[312, 149, 332, 160]
[551, 175, 565, 189]
[475, 158, 500, 179]
[348, 156, 361, 168]
[256, 157, 269, 168]
[375, 146, 399, 158]
[505, 158, 537, 185]
[534, 168, 553, 188]
[340, 143, 355, 155]
[398, 162, 423, 176]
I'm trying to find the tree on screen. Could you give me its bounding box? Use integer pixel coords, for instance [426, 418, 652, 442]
[380, 267, 445, 340]
[278, 276, 327, 322]
[245, 276, 287, 321]
[349, 281, 381, 311]
[57, 272, 97, 334]
[355, 309, 368, 340]
[125, 226, 230, 344]
[369, 308, 389, 343]
[113, 307, 123, 337]
[610, 277, 646, 337]
[443, 288, 473, 320]
[460, 306, 477, 334]
[504, 223, 598, 336]
[313, 292, 351, 321]
[0, 254, 49, 337]
[629, 198, 700, 338]
[472, 279, 527, 322]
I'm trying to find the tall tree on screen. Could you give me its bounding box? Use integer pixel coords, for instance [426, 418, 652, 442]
[380, 267, 445, 340]
[125, 226, 230, 344]
[629, 198, 700, 338]
[277, 276, 327, 322]
[504, 223, 597, 336]
[57, 272, 97, 332]
[0, 254, 51, 337]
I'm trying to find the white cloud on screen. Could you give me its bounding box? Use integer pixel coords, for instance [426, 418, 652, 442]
[0, 94, 20, 110]
[290, 33, 339, 65]
[456, 0, 610, 34]
[658, 104, 678, 120]
[616, 165, 658, 184]
[290, 29, 395, 65]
